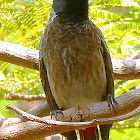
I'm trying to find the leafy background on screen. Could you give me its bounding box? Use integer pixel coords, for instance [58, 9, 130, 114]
[0, 0, 140, 139]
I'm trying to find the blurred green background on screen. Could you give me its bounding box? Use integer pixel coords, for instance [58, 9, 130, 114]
[0, 0, 140, 139]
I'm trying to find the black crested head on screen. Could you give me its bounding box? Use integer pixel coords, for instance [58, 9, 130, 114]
[52, 0, 89, 21]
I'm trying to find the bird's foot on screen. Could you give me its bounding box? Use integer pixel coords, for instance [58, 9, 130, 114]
[50, 110, 64, 120]
[105, 94, 119, 112]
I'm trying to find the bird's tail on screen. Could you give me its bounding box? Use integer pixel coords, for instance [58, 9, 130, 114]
[79, 126, 99, 140]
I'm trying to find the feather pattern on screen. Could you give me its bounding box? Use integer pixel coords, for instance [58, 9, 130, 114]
[40, 17, 107, 109]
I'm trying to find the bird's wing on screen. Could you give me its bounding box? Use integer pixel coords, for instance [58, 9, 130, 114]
[39, 40, 59, 111]
[101, 38, 114, 97]
[99, 29, 114, 97]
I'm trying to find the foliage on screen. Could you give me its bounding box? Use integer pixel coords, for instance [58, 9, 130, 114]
[0, 0, 140, 139]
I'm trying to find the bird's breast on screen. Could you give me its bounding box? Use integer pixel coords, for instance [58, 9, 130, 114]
[42, 18, 107, 109]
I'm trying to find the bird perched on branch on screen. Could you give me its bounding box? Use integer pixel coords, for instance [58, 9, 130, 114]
[39, 0, 115, 139]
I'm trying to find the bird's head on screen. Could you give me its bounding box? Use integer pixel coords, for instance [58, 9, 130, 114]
[52, 0, 89, 20]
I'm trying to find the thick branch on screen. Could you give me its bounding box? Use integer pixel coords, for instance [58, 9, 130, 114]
[0, 89, 140, 140]
[0, 41, 39, 70]
[113, 52, 140, 79]
[1, 107, 140, 140]
[0, 41, 140, 80]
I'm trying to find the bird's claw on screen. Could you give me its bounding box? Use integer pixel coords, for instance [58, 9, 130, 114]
[105, 94, 119, 112]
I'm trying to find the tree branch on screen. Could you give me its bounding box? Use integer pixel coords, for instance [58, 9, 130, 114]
[0, 41, 39, 70]
[1, 41, 140, 80]
[0, 114, 5, 127]
[0, 89, 140, 140]
[5, 93, 46, 101]
[113, 52, 140, 79]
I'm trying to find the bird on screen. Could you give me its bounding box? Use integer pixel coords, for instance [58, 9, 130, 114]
[39, 0, 115, 140]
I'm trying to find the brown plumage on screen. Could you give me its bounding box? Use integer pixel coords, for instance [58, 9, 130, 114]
[40, 18, 108, 109]
[39, 0, 114, 139]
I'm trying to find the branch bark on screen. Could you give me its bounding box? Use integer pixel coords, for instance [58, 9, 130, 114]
[1, 41, 140, 80]
[0, 89, 140, 140]
[0, 41, 39, 70]
[113, 52, 140, 79]
[5, 93, 46, 101]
